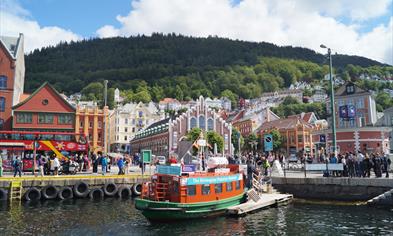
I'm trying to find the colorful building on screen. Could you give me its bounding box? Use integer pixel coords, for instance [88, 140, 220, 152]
[257, 116, 315, 156]
[75, 103, 109, 153]
[0, 33, 25, 130]
[232, 108, 279, 137]
[315, 82, 391, 154]
[131, 96, 233, 157]
[12, 82, 75, 132]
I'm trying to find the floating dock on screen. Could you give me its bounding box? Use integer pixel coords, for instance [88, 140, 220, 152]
[226, 191, 293, 216]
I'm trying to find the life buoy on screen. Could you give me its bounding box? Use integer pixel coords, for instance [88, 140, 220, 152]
[58, 187, 74, 200]
[117, 186, 132, 198]
[132, 183, 142, 196]
[73, 181, 90, 198]
[24, 187, 41, 201]
[89, 188, 104, 200]
[0, 189, 7, 201]
[103, 182, 118, 197]
[41, 185, 59, 200]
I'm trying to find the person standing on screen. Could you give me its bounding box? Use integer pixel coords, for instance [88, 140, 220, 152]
[92, 153, 98, 174]
[0, 156, 3, 177]
[13, 156, 22, 177]
[53, 156, 60, 176]
[117, 157, 124, 175]
[78, 154, 85, 172]
[101, 155, 108, 176]
[382, 154, 390, 178]
[37, 155, 44, 177]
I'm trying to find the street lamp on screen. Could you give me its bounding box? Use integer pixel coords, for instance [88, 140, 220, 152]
[320, 44, 337, 157]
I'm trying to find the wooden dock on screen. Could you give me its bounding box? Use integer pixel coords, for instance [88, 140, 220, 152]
[226, 192, 293, 216]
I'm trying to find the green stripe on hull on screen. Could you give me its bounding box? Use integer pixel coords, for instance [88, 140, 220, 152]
[135, 193, 245, 221]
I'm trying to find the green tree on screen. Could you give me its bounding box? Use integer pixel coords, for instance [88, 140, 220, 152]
[133, 89, 151, 103]
[268, 129, 282, 152]
[231, 128, 244, 154]
[207, 131, 224, 153]
[375, 92, 393, 112]
[220, 89, 238, 109]
[244, 133, 259, 152]
[186, 128, 202, 142]
[81, 82, 104, 101]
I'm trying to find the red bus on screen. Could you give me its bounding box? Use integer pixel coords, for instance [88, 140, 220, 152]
[0, 131, 89, 172]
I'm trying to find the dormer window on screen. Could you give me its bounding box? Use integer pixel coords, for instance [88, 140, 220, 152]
[346, 84, 355, 94]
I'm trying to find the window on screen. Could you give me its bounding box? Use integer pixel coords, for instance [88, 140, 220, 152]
[202, 184, 210, 195]
[98, 121, 102, 128]
[38, 113, 54, 124]
[298, 135, 303, 143]
[0, 119, 3, 129]
[132, 119, 135, 125]
[236, 180, 241, 190]
[125, 127, 128, 132]
[199, 116, 205, 130]
[187, 185, 196, 196]
[215, 183, 222, 194]
[390, 116, 393, 126]
[190, 117, 197, 129]
[58, 114, 73, 124]
[80, 121, 83, 127]
[125, 118, 128, 124]
[0, 97, 5, 112]
[132, 127, 135, 132]
[139, 111, 143, 118]
[89, 121, 92, 128]
[16, 113, 32, 123]
[124, 136, 128, 141]
[226, 182, 233, 192]
[356, 98, 364, 109]
[173, 182, 179, 194]
[0, 76, 7, 89]
[207, 118, 214, 130]
[346, 85, 355, 94]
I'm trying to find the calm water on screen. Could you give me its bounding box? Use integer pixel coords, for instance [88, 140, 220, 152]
[0, 198, 392, 236]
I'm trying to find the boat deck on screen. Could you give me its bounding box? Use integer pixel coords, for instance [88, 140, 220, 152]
[226, 193, 293, 216]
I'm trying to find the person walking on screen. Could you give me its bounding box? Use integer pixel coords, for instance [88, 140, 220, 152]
[101, 155, 108, 176]
[0, 156, 3, 177]
[13, 156, 22, 177]
[363, 153, 371, 178]
[92, 153, 98, 174]
[37, 155, 45, 177]
[382, 154, 390, 178]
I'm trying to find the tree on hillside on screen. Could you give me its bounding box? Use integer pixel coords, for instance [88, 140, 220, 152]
[221, 89, 238, 109]
[81, 82, 104, 102]
[375, 92, 393, 112]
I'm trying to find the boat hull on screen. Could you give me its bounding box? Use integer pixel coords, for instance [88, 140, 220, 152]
[135, 193, 245, 221]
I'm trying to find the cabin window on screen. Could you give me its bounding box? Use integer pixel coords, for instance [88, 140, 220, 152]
[226, 182, 233, 192]
[202, 184, 210, 195]
[215, 183, 222, 194]
[187, 185, 196, 196]
[236, 180, 241, 190]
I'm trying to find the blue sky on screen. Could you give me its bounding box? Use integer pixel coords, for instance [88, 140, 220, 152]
[1, 0, 392, 64]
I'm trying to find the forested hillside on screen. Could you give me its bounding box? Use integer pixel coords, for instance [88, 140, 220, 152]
[25, 34, 392, 111]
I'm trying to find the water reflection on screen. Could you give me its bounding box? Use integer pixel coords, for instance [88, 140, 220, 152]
[0, 199, 392, 235]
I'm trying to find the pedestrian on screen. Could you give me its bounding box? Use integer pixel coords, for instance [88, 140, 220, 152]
[348, 153, 355, 178]
[13, 156, 22, 177]
[53, 156, 60, 176]
[117, 157, 124, 175]
[92, 153, 98, 174]
[246, 159, 257, 189]
[357, 151, 365, 177]
[78, 154, 85, 172]
[363, 153, 371, 177]
[382, 154, 390, 178]
[37, 155, 44, 177]
[124, 156, 130, 174]
[101, 155, 108, 176]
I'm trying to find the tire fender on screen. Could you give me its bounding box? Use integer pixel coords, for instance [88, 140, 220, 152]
[41, 185, 59, 200]
[89, 188, 104, 200]
[24, 187, 42, 201]
[132, 183, 142, 196]
[58, 187, 74, 200]
[103, 182, 118, 197]
[117, 186, 132, 198]
[73, 181, 90, 198]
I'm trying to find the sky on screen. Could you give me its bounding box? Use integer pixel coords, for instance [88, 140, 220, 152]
[1, 0, 392, 65]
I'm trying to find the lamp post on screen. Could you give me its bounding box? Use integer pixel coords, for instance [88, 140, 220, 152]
[104, 80, 108, 154]
[320, 44, 337, 157]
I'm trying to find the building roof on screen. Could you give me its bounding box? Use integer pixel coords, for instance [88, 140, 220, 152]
[12, 81, 76, 111]
[133, 118, 170, 140]
[0, 34, 23, 59]
[159, 98, 180, 104]
[256, 116, 313, 132]
[335, 81, 371, 96]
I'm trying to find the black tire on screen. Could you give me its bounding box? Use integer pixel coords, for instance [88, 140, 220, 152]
[73, 181, 90, 198]
[132, 183, 142, 196]
[117, 186, 132, 198]
[0, 189, 7, 201]
[41, 185, 59, 200]
[24, 187, 41, 201]
[89, 188, 104, 200]
[58, 187, 74, 200]
[103, 183, 118, 197]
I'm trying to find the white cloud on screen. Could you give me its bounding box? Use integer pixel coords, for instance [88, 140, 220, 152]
[97, 0, 393, 64]
[0, 0, 80, 53]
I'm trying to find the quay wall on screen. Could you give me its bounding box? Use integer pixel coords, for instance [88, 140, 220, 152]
[272, 177, 393, 201]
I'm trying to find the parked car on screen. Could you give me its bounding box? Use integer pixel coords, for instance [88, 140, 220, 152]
[288, 154, 298, 163]
[157, 156, 166, 165]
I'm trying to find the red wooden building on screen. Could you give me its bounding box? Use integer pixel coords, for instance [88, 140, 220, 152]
[12, 82, 75, 132]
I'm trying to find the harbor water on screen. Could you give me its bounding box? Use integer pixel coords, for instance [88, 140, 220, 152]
[0, 199, 392, 235]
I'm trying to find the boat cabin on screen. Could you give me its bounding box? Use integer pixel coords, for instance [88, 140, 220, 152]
[141, 164, 245, 203]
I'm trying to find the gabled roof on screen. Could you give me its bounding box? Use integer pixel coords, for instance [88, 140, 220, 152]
[12, 81, 76, 111]
[256, 116, 313, 133]
[0, 34, 23, 59]
[335, 81, 371, 96]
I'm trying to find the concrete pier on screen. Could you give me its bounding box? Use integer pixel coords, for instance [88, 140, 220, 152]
[272, 176, 393, 201]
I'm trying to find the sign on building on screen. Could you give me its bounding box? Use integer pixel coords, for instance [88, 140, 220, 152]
[264, 134, 273, 152]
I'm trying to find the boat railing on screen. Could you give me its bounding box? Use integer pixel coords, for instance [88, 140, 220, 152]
[252, 172, 263, 194]
[154, 182, 169, 201]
